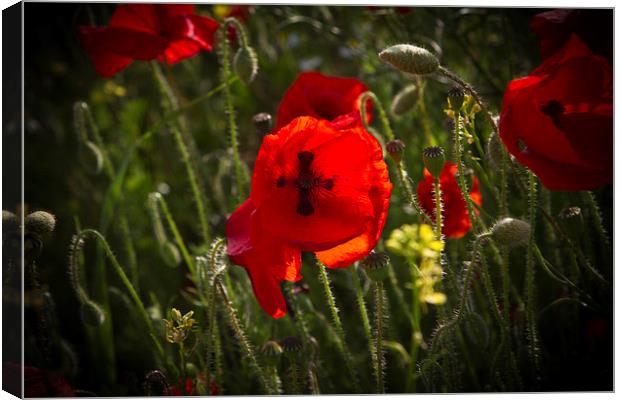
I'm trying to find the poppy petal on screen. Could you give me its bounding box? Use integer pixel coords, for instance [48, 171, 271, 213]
[109, 4, 161, 34]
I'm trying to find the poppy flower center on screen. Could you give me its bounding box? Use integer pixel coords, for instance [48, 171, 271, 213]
[540, 99, 565, 130]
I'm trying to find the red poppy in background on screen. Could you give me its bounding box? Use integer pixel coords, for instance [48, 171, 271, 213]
[274, 71, 372, 131]
[79, 4, 219, 77]
[168, 374, 219, 396]
[227, 114, 392, 318]
[530, 9, 612, 62]
[499, 35, 612, 191]
[417, 161, 481, 239]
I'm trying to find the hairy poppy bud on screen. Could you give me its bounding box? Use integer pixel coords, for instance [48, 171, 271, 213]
[160, 241, 181, 268]
[558, 206, 583, 240]
[234, 46, 258, 84]
[279, 336, 303, 354]
[447, 86, 465, 112]
[3, 210, 19, 234]
[486, 132, 505, 169]
[391, 84, 418, 117]
[259, 340, 283, 365]
[25, 211, 56, 237]
[144, 370, 169, 396]
[490, 218, 531, 248]
[252, 112, 272, 135]
[422, 146, 445, 179]
[386, 139, 406, 163]
[360, 251, 390, 281]
[79, 141, 104, 175]
[379, 44, 440, 75]
[80, 300, 105, 327]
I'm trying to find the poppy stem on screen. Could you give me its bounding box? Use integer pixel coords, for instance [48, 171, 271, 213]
[582, 191, 611, 270]
[150, 62, 212, 246]
[217, 27, 248, 206]
[452, 111, 479, 233]
[415, 78, 437, 146]
[395, 163, 433, 225]
[316, 261, 361, 393]
[358, 91, 395, 142]
[374, 281, 387, 393]
[350, 266, 377, 387]
[525, 171, 541, 383]
[68, 229, 166, 362]
[433, 178, 443, 241]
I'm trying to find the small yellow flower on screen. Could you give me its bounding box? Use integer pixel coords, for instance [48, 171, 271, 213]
[163, 308, 197, 344]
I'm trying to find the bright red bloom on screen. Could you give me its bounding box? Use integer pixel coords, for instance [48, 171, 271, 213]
[227, 113, 392, 318]
[79, 4, 219, 77]
[274, 71, 372, 131]
[417, 161, 481, 239]
[499, 35, 612, 191]
[530, 9, 612, 62]
[168, 374, 218, 396]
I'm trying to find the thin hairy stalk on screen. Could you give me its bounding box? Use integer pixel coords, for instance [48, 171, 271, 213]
[286, 284, 312, 349]
[583, 191, 611, 269]
[433, 178, 443, 240]
[216, 280, 273, 394]
[416, 79, 436, 146]
[387, 264, 414, 328]
[217, 24, 247, 205]
[350, 266, 376, 375]
[452, 111, 479, 233]
[396, 163, 433, 225]
[359, 91, 395, 142]
[374, 281, 387, 393]
[405, 264, 422, 393]
[316, 261, 360, 392]
[151, 61, 211, 245]
[203, 239, 226, 390]
[69, 229, 164, 358]
[525, 172, 541, 381]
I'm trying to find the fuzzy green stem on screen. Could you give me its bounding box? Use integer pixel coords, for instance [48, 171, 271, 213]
[204, 239, 226, 390]
[317, 261, 360, 393]
[453, 112, 478, 234]
[216, 280, 273, 394]
[350, 266, 376, 372]
[151, 62, 211, 245]
[433, 178, 443, 241]
[359, 91, 395, 142]
[405, 264, 422, 393]
[396, 163, 433, 225]
[374, 281, 386, 393]
[218, 28, 247, 205]
[583, 191, 611, 270]
[525, 172, 541, 382]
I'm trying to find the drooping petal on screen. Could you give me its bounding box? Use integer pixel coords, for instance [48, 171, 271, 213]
[109, 4, 161, 34]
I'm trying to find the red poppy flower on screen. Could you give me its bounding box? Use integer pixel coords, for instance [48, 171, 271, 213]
[417, 161, 481, 239]
[530, 9, 612, 62]
[168, 373, 218, 396]
[3, 363, 76, 397]
[274, 71, 372, 131]
[499, 35, 612, 191]
[227, 113, 392, 318]
[79, 4, 219, 77]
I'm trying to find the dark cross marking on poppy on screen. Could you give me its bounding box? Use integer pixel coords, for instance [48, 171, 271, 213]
[273, 150, 335, 217]
[540, 99, 565, 130]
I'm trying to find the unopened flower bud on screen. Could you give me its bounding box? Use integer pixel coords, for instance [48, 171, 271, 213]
[234, 46, 258, 84]
[386, 139, 406, 163]
[80, 300, 105, 327]
[558, 206, 583, 240]
[447, 86, 465, 112]
[422, 146, 445, 179]
[490, 218, 531, 248]
[486, 133, 505, 169]
[379, 44, 440, 75]
[25, 211, 56, 237]
[252, 112, 272, 135]
[279, 336, 303, 355]
[360, 251, 390, 281]
[391, 84, 418, 117]
[79, 141, 104, 175]
[3, 210, 19, 234]
[259, 340, 283, 365]
[160, 241, 181, 268]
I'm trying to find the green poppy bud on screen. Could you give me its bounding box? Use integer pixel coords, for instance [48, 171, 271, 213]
[80, 300, 105, 327]
[422, 146, 445, 179]
[379, 44, 440, 75]
[490, 218, 531, 248]
[25, 211, 56, 237]
[260, 340, 284, 366]
[234, 46, 258, 85]
[386, 139, 406, 163]
[79, 141, 104, 175]
[360, 251, 390, 282]
[391, 84, 418, 117]
[486, 132, 505, 169]
[160, 241, 181, 268]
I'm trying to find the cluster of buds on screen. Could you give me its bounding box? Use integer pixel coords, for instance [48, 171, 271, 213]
[163, 308, 198, 344]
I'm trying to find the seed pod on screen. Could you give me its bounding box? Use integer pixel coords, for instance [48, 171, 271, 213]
[160, 241, 181, 268]
[422, 146, 445, 179]
[80, 300, 105, 327]
[3, 210, 19, 234]
[79, 141, 104, 175]
[259, 340, 283, 366]
[360, 251, 390, 282]
[279, 336, 303, 355]
[390, 84, 418, 117]
[252, 112, 272, 135]
[447, 86, 465, 112]
[234, 46, 258, 84]
[490, 218, 531, 248]
[379, 44, 440, 75]
[486, 133, 505, 169]
[25, 211, 56, 237]
[386, 139, 406, 163]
